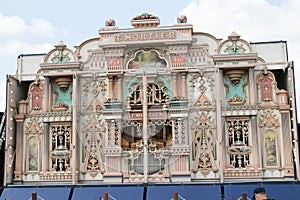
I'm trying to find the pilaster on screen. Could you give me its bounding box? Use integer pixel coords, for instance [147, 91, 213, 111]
[172, 73, 177, 97]
[13, 114, 25, 181]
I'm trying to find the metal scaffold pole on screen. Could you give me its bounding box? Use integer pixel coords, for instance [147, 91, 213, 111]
[0, 111, 6, 149]
[215, 67, 224, 183]
[72, 72, 78, 185]
[142, 71, 148, 182]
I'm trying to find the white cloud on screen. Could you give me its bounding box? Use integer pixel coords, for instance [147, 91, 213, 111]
[30, 18, 59, 37]
[0, 40, 53, 57]
[182, 0, 300, 118]
[182, 0, 300, 41]
[0, 13, 58, 39]
[0, 12, 61, 111]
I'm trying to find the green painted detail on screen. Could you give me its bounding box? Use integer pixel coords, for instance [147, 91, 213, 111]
[54, 85, 72, 108]
[154, 76, 171, 97]
[224, 76, 246, 104]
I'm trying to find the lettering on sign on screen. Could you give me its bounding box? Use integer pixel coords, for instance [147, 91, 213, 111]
[129, 112, 166, 120]
[115, 31, 176, 42]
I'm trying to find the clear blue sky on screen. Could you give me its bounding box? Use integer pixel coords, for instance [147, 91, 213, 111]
[0, 0, 299, 114]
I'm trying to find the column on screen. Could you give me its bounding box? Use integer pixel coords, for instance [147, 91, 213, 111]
[248, 68, 256, 105]
[181, 73, 187, 98]
[216, 68, 224, 182]
[13, 114, 25, 181]
[281, 112, 294, 176]
[108, 76, 114, 99]
[43, 77, 49, 112]
[251, 116, 260, 170]
[117, 75, 122, 100]
[71, 73, 78, 184]
[142, 72, 148, 182]
[42, 123, 49, 173]
[172, 73, 177, 97]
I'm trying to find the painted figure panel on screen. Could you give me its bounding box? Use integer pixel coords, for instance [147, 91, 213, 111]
[265, 130, 277, 166]
[127, 49, 167, 69]
[28, 137, 39, 171]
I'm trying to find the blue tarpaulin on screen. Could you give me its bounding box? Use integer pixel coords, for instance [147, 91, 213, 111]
[224, 182, 300, 200]
[71, 185, 144, 200]
[2, 182, 300, 199]
[146, 184, 221, 200]
[0, 186, 71, 200]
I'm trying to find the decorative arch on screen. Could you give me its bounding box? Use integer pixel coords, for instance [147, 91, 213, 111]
[218, 32, 252, 54]
[28, 80, 44, 112]
[44, 41, 78, 63]
[126, 82, 170, 110]
[127, 49, 167, 69]
[256, 71, 276, 102]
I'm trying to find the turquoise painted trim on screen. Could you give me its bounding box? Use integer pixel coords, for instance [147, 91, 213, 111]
[54, 85, 73, 108]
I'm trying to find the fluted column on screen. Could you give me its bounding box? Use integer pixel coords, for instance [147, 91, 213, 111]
[181, 73, 187, 98]
[251, 116, 260, 170]
[249, 68, 256, 105]
[108, 76, 114, 99]
[117, 75, 122, 100]
[42, 123, 49, 173]
[172, 73, 177, 97]
[43, 77, 49, 112]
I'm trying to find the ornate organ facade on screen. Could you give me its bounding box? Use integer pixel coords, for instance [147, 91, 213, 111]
[4, 13, 299, 186]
